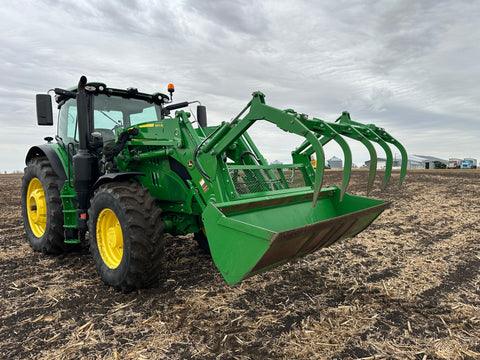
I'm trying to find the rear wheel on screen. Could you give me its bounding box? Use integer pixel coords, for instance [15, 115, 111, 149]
[88, 182, 165, 291]
[21, 157, 66, 253]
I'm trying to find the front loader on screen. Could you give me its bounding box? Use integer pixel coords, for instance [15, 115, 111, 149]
[22, 76, 407, 290]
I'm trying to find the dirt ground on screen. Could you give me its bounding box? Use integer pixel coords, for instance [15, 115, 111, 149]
[0, 170, 479, 360]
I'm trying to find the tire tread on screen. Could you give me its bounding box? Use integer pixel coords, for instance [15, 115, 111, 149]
[88, 182, 165, 291]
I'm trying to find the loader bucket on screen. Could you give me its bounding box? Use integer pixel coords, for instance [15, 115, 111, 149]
[202, 187, 391, 285]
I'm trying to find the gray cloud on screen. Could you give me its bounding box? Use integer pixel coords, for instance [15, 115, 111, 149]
[187, 0, 268, 36]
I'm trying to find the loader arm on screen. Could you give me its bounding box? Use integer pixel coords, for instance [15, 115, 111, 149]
[199, 92, 326, 206]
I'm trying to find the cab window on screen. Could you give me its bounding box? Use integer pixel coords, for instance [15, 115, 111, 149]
[58, 98, 78, 145]
[93, 94, 160, 127]
[130, 106, 158, 126]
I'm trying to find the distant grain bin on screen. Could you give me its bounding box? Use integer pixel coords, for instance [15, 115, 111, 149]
[328, 156, 343, 169]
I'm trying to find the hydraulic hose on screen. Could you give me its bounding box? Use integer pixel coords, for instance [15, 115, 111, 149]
[193, 125, 224, 183]
[103, 128, 139, 162]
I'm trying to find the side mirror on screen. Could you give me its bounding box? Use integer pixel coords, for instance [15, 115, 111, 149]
[36, 94, 53, 126]
[197, 105, 207, 128]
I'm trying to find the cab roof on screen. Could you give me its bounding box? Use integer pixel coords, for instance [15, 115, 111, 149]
[55, 81, 170, 106]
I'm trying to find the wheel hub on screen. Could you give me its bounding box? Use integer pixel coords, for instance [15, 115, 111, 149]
[26, 178, 47, 237]
[97, 208, 123, 269]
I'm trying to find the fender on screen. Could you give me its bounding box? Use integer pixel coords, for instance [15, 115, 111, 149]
[93, 172, 145, 191]
[26, 145, 67, 189]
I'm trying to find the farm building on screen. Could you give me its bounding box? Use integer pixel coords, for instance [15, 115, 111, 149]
[409, 155, 447, 169]
[364, 155, 448, 170]
[327, 156, 342, 169]
[406, 155, 425, 169]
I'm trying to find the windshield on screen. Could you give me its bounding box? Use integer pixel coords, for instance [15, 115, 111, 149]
[57, 94, 162, 146]
[93, 94, 161, 130]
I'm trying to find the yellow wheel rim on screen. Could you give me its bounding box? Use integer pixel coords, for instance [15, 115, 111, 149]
[96, 209, 123, 269]
[26, 178, 47, 237]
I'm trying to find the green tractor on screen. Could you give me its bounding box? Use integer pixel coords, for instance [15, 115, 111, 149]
[22, 76, 407, 291]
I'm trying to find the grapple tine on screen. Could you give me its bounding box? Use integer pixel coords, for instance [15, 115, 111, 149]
[291, 132, 327, 207]
[365, 139, 377, 194]
[331, 135, 351, 201]
[297, 133, 351, 201]
[335, 112, 410, 190]
[395, 141, 408, 186]
[319, 119, 376, 196]
[315, 122, 351, 201]
[292, 110, 405, 199]
[355, 128, 392, 189]
[376, 130, 408, 186]
[348, 128, 377, 195]
[376, 136, 393, 189]
[304, 131, 325, 207]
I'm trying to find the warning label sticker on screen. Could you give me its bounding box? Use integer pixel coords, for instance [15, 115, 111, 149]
[199, 178, 209, 192]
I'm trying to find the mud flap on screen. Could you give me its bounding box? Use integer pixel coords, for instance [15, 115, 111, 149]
[202, 187, 391, 285]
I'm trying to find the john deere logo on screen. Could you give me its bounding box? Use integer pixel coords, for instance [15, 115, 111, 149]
[187, 160, 194, 168]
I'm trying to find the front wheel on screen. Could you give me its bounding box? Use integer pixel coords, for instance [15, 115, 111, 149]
[88, 182, 165, 291]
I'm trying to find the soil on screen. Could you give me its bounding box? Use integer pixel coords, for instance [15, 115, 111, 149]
[1, 170, 479, 360]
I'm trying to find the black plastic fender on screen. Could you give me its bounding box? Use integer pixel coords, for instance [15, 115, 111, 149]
[25, 145, 67, 189]
[92, 172, 145, 191]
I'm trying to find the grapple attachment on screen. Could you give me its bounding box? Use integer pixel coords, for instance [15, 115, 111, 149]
[196, 92, 406, 285]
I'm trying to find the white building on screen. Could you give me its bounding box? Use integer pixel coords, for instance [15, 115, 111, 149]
[364, 155, 447, 169]
[410, 155, 447, 169]
[406, 155, 425, 169]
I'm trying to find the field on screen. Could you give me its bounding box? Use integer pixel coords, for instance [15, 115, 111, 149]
[1, 170, 479, 359]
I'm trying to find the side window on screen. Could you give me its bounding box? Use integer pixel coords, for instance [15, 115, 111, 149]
[58, 99, 78, 144]
[130, 106, 158, 126]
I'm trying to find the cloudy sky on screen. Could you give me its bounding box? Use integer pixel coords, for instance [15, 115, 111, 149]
[1, 0, 479, 172]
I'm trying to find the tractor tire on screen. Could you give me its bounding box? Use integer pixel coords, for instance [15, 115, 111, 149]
[21, 157, 66, 254]
[88, 182, 165, 291]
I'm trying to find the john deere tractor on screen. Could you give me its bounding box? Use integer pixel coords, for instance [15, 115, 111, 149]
[22, 76, 406, 291]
